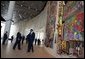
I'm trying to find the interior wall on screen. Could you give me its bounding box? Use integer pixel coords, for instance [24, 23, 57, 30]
[9, 2, 58, 57]
[63, 1, 84, 41]
[44, 1, 58, 58]
[10, 2, 47, 43]
[1, 22, 6, 38]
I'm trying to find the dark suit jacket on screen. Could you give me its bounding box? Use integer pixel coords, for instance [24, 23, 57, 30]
[27, 32, 35, 43]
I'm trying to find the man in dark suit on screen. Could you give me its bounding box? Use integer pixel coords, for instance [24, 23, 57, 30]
[27, 29, 35, 52]
[13, 32, 21, 50]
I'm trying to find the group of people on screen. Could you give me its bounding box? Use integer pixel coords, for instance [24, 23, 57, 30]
[2, 29, 35, 52]
[35, 38, 41, 46]
[13, 29, 35, 52]
[2, 31, 14, 45]
[2, 29, 43, 52]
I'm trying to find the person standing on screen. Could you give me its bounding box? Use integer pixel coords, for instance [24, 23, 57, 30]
[11, 35, 14, 43]
[38, 39, 41, 46]
[22, 35, 25, 45]
[26, 35, 28, 44]
[35, 38, 37, 45]
[27, 29, 35, 52]
[2, 31, 8, 45]
[13, 32, 21, 50]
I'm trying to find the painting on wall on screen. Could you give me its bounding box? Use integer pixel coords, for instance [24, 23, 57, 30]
[63, 1, 84, 41]
[45, 1, 57, 48]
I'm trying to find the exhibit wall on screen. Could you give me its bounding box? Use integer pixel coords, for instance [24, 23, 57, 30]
[63, 1, 84, 41]
[45, 1, 57, 48]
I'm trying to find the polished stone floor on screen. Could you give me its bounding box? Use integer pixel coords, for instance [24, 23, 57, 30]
[1, 40, 55, 58]
[1, 40, 77, 58]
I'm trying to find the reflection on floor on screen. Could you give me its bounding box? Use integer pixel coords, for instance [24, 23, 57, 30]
[1, 40, 54, 58]
[1, 40, 77, 58]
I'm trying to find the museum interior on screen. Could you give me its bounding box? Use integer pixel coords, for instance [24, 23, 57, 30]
[1, 1, 84, 58]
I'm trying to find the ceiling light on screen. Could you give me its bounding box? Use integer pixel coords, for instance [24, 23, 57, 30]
[21, 5, 23, 7]
[18, 11, 19, 13]
[29, 6, 30, 9]
[2, 4, 4, 6]
[19, 14, 22, 19]
[22, 1, 24, 2]
[36, 9, 37, 11]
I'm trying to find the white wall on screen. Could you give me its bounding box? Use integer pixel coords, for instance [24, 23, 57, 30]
[9, 2, 58, 57]
[1, 22, 6, 38]
[9, 2, 47, 43]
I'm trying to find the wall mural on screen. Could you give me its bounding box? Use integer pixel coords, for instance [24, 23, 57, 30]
[45, 1, 57, 48]
[63, 1, 84, 41]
